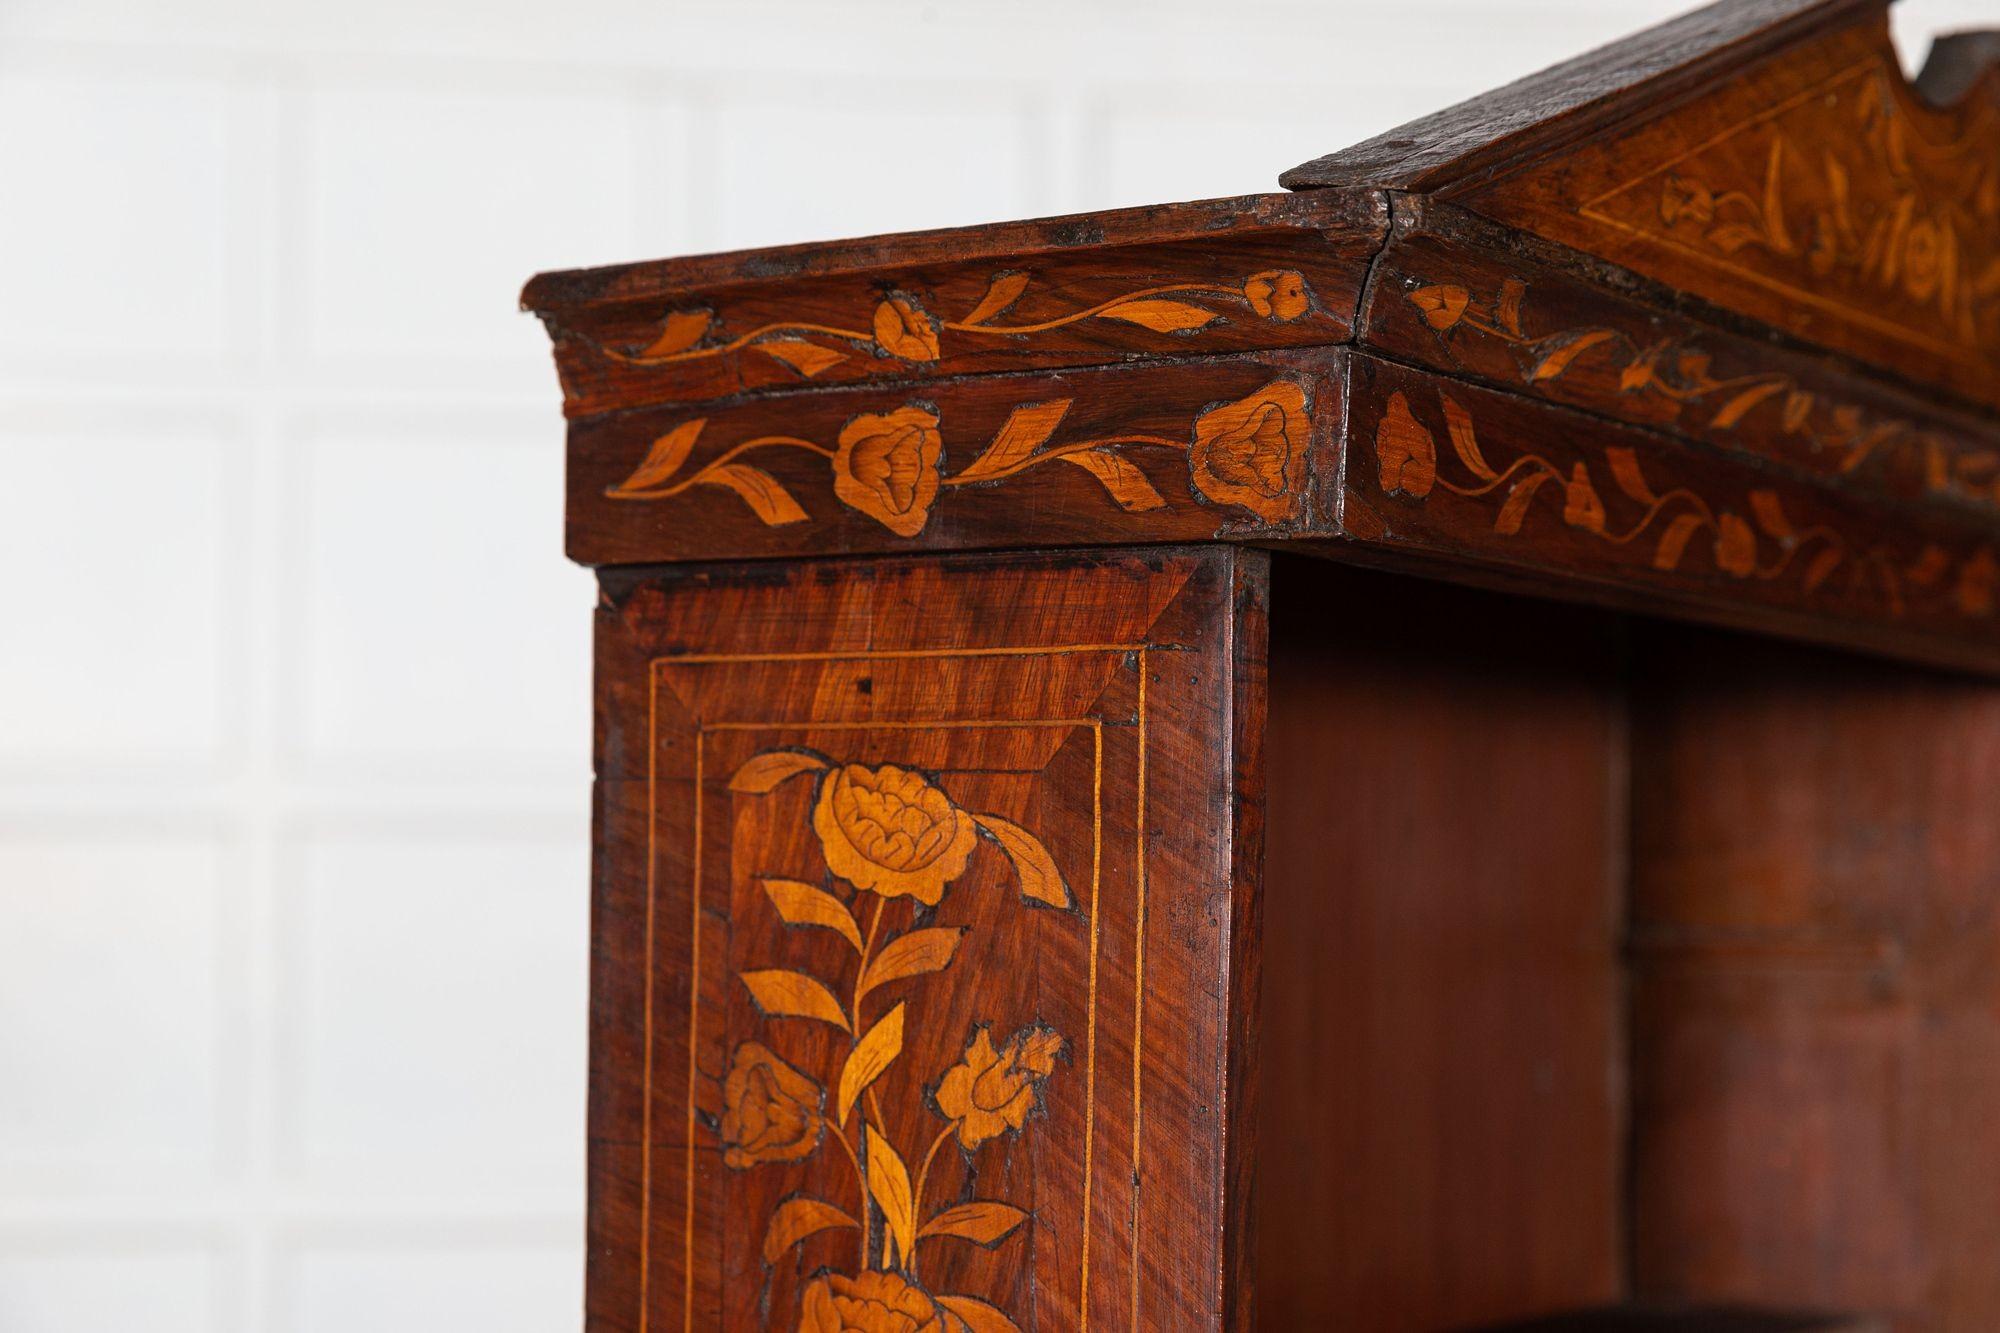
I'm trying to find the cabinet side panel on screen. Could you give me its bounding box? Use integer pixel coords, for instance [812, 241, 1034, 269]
[1259, 558, 1625, 1329]
[1630, 628, 2000, 1328]
[587, 547, 1259, 1332]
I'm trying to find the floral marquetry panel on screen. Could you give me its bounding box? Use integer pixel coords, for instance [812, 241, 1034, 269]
[522, 190, 1384, 419]
[566, 353, 1335, 566]
[1341, 355, 2000, 671]
[588, 548, 1264, 1332]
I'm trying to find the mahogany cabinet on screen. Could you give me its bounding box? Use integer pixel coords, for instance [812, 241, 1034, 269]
[524, 2, 2000, 1328]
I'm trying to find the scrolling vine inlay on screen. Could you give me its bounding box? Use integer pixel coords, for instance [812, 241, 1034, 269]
[1403, 279, 2000, 509]
[722, 747, 1073, 1333]
[605, 381, 1309, 534]
[1373, 388, 1999, 619]
[1580, 56, 2000, 359]
[597, 269, 1317, 381]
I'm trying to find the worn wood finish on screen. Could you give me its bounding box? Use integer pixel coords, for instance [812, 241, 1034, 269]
[1340, 355, 2000, 673]
[532, 3, 2000, 1328]
[526, 191, 1383, 419]
[1450, 10, 2000, 413]
[1629, 626, 2000, 1330]
[1359, 210, 2000, 519]
[1260, 559, 1624, 1330]
[587, 547, 1262, 1332]
[1280, 0, 1866, 193]
[524, 0, 2000, 677]
[567, 353, 1338, 565]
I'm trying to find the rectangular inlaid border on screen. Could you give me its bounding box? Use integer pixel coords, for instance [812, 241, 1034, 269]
[639, 643, 1153, 1331]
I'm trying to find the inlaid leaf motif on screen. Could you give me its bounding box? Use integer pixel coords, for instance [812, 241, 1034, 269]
[974, 814, 1071, 908]
[1803, 547, 1844, 593]
[740, 969, 851, 1031]
[1605, 445, 1660, 506]
[1495, 279, 1527, 337]
[918, 1202, 1029, 1247]
[955, 400, 1070, 482]
[856, 928, 962, 1003]
[1653, 512, 1708, 570]
[1441, 396, 1498, 482]
[1530, 329, 1615, 381]
[1493, 471, 1553, 535]
[1714, 512, 1759, 576]
[635, 308, 712, 358]
[961, 271, 1031, 326]
[936, 1295, 1025, 1333]
[757, 339, 846, 377]
[837, 1002, 904, 1128]
[706, 464, 809, 525]
[762, 878, 863, 952]
[865, 1125, 916, 1266]
[729, 750, 828, 793]
[1101, 298, 1220, 332]
[1711, 380, 1788, 429]
[763, 1197, 858, 1265]
[1761, 138, 1793, 255]
[1748, 489, 1796, 541]
[1059, 451, 1167, 512]
[612, 419, 705, 493]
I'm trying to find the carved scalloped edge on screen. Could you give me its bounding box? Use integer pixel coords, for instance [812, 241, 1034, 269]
[1914, 29, 2000, 111]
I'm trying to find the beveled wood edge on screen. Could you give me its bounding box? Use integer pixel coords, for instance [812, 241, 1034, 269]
[1277, 0, 1866, 192]
[521, 188, 1382, 313]
[524, 190, 1386, 419]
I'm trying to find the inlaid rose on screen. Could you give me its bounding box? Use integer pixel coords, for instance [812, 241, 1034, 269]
[933, 1025, 1062, 1150]
[799, 1272, 945, 1333]
[812, 762, 978, 905]
[832, 407, 944, 537]
[1188, 381, 1306, 521]
[720, 1042, 823, 1169]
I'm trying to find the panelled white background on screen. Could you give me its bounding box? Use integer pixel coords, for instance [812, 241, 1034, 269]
[0, 0, 1985, 1327]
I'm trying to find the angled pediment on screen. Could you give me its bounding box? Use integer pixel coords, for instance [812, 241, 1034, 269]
[1286, 0, 2000, 414]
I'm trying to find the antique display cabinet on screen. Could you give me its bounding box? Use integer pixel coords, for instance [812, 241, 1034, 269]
[523, 1, 2000, 1327]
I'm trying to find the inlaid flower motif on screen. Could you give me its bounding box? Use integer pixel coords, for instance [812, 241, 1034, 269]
[1562, 463, 1606, 533]
[1244, 269, 1310, 321]
[721, 1042, 824, 1169]
[812, 762, 978, 905]
[800, 1272, 945, 1333]
[1409, 284, 1469, 331]
[832, 407, 944, 537]
[1375, 391, 1436, 499]
[872, 296, 941, 362]
[1714, 512, 1759, 577]
[1188, 381, 1305, 521]
[934, 1025, 1062, 1150]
